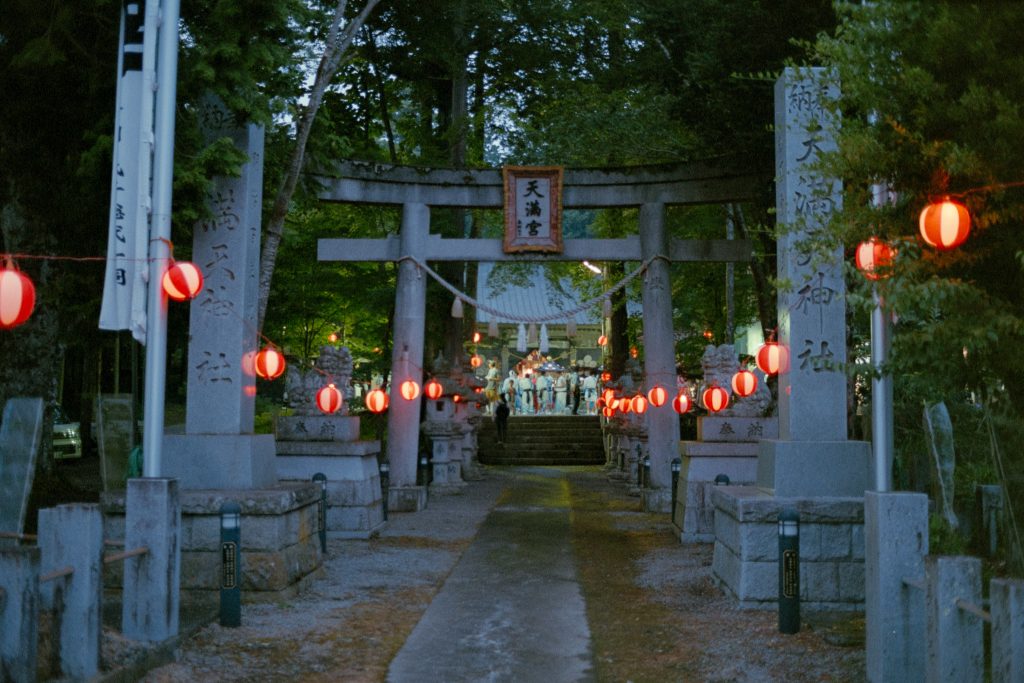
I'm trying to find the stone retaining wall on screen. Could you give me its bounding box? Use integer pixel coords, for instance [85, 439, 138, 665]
[711, 485, 865, 610]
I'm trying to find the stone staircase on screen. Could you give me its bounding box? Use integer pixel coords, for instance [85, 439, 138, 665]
[477, 415, 605, 466]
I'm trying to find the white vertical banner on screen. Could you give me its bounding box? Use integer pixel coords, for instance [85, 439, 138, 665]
[100, 1, 150, 343]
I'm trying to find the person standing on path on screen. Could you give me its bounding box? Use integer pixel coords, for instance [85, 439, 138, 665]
[494, 397, 510, 443]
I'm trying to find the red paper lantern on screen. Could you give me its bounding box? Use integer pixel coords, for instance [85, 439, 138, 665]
[328, 332, 338, 343]
[597, 335, 608, 346]
[630, 394, 648, 414]
[162, 261, 203, 301]
[647, 385, 667, 407]
[254, 346, 286, 380]
[365, 388, 388, 413]
[756, 342, 789, 376]
[702, 386, 730, 413]
[596, 397, 606, 410]
[425, 379, 443, 400]
[472, 331, 482, 343]
[672, 392, 692, 414]
[919, 198, 970, 250]
[620, 397, 632, 414]
[0, 263, 36, 329]
[600, 371, 612, 382]
[602, 405, 615, 418]
[855, 238, 896, 280]
[453, 394, 463, 403]
[316, 384, 343, 414]
[400, 379, 420, 401]
[602, 388, 616, 405]
[731, 370, 758, 398]
[470, 354, 483, 368]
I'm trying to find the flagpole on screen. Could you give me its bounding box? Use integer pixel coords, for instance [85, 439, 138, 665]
[142, 0, 181, 477]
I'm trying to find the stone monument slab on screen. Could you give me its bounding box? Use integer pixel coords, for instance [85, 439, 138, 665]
[96, 394, 134, 491]
[0, 397, 44, 536]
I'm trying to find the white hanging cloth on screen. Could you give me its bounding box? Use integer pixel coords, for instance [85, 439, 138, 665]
[451, 296, 464, 318]
[527, 323, 538, 345]
[566, 317, 577, 338]
[488, 318, 499, 338]
[539, 324, 549, 353]
[516, 323, 527, 352]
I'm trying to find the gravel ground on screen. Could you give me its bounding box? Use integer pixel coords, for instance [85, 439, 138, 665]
[114, 467, 866, 682]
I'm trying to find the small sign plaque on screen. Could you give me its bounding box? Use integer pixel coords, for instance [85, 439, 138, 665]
[782, 549, 799, 598]
[221, 541, 237, 589]
[502, 166, 564, 254]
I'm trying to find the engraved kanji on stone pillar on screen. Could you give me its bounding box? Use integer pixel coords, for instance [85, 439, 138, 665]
[774, 68, 846, 442]
[186, 100, 264, 435]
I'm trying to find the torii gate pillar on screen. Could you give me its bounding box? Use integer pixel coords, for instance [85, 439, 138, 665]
[386, 202, 428, 511]
[639, 203, 676, 512]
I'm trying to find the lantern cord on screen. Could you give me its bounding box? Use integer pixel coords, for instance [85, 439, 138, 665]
[398, 255, 653, 325]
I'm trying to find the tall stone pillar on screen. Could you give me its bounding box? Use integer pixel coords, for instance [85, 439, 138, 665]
[756, 67, 872, 497]
[163, 103, 276, 489]
[386, 202, 429, 509]
[639, 202, 676, 512]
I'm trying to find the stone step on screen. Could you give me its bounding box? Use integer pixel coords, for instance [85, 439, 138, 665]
[476, 415, 606, 466]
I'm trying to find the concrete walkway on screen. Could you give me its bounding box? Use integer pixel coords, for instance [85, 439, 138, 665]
[388, 468, 595, 682]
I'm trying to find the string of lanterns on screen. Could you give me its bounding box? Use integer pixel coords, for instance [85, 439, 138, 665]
[0, 191, 999, 417]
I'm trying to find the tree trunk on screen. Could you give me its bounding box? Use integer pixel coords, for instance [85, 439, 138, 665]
[256, 0, 382, 334]
[728, 203, 775, 341]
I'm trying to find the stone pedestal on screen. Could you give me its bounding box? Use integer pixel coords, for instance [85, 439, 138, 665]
[388, 485, 428, 512]
[757, 439, 872, 497]
[163, 433, 277, 489]
[710, 486, 865, 611]
[674, 417, 776, 542]
[102, 483, 321, 599]
[276, 445, 383, 540]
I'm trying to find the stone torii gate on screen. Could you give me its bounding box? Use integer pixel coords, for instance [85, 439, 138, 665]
[317, 160, 763, 512]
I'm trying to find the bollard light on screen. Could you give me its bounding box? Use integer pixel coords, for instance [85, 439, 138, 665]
[778, 508, 800, 634]
[379, 461, 390, 521]
[714, 473, 731, 486]
[219, 501, 242, 627]
[671, 457, 682, 524]
[642, 455, 651, 491]
[312, 473, 327, 554]
[635, 444, 644, 487]
[418, 452, 432, 486]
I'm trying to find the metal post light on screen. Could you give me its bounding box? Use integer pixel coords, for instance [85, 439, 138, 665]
[778, 508, 800, 634]
[670, 457, 682, 524]
[635, 444, 643, 487]
[379, 461, 390, 521]
[219, 501, 242, 627]
[312, 473, 327, 554]
[642, 455, 651, 492]
[418, 452, 431, 486]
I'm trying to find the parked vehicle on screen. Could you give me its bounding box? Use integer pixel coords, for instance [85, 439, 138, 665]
[52, 405, 83, 460]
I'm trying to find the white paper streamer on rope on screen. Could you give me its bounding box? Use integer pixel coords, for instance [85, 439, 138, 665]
[488, 318, 499, 338]
[539, 324, 549, 353]
[516, 323, 527, 352]
[566, 318, 577, 338]
[527, 323, 538, 346]
[602, 297, 612, 319]
[451, 296, 464, 318]
[397, 255, 654, 326]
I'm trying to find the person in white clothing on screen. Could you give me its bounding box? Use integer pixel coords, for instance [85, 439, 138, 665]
[582, 370, 598, 414]
[517, 372, 535, 414]
[554, 372, 568, 413]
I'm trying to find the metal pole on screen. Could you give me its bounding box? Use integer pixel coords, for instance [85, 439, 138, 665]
[142, 0, 182, 477]
[871, 289, 893, 492]
[312, 473, 327, 554]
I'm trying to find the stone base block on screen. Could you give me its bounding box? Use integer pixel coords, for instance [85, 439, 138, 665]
[710, 485, 865, 611]
[102, 483, 321, 598]
[757, 439, 871, 497]
[389, 485, 428, 512]
[674, 449, 759, 543]
[275, 442, 384, 537]
[431, 461, 464, 491]
[163, 433, 277, 489]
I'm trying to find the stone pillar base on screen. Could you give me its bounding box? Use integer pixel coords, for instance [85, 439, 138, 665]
[673, 441, 759, 543]
[163, 433, 277, 489]
[757, 439, 871, 497]
[103, 483, 321, 599]
[389, 485, 427, 512]
[711, 485, 865, 611]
